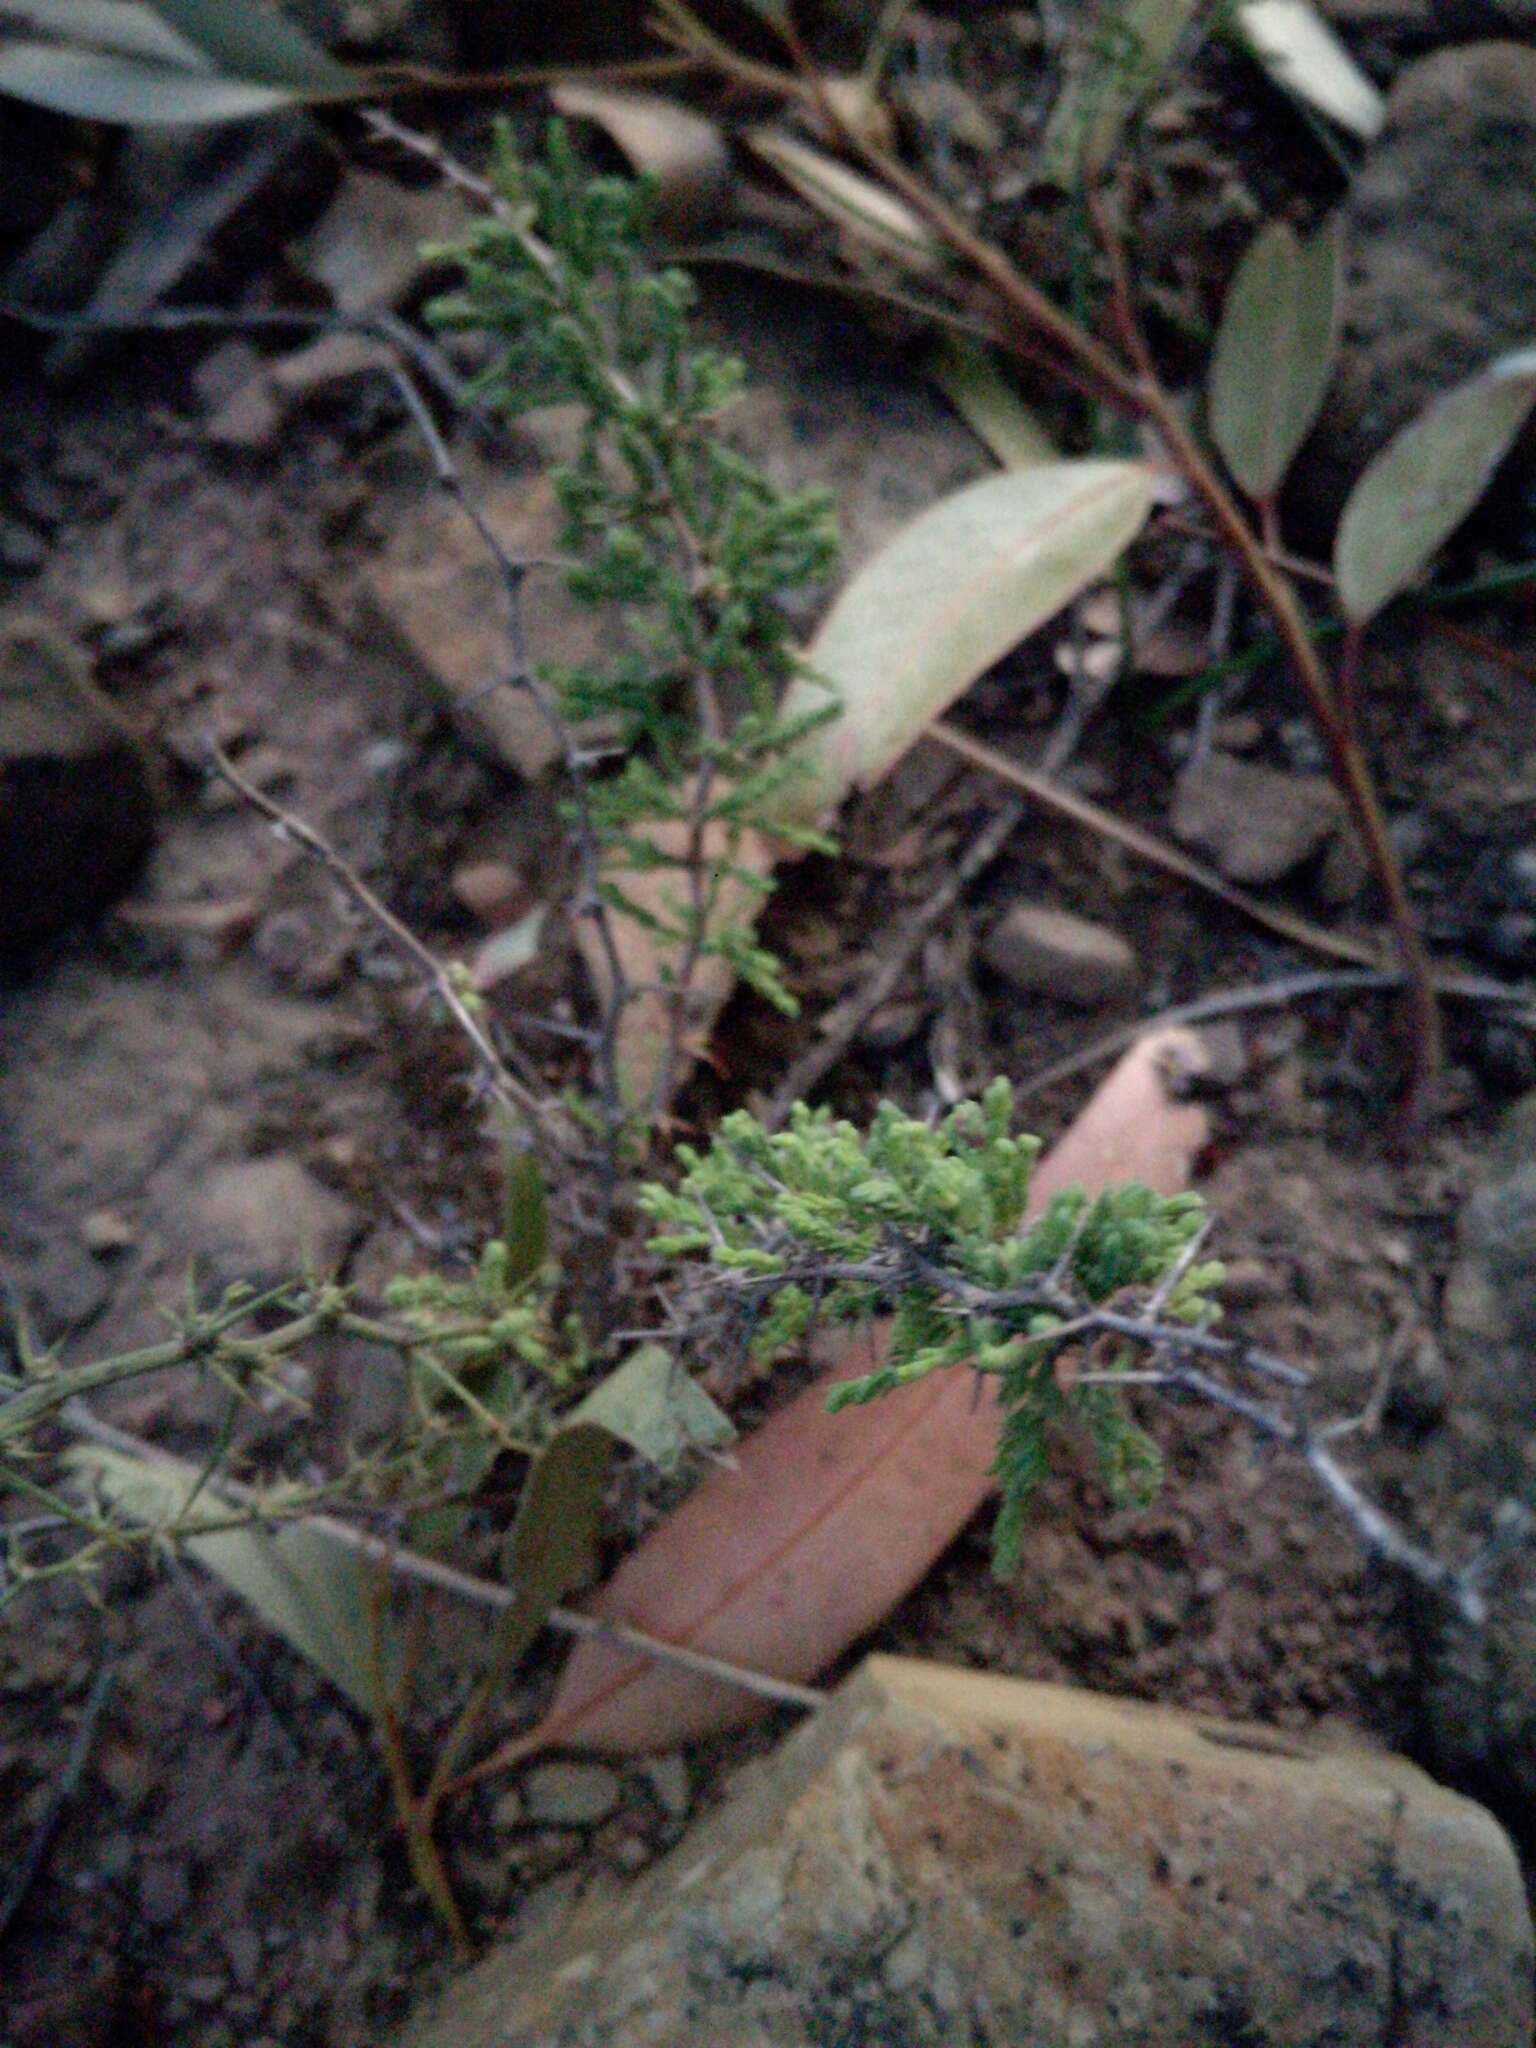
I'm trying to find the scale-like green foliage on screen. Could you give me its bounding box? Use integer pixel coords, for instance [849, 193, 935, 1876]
[430, 123, 841, 1017]
[642, 1079, 1222, 1571]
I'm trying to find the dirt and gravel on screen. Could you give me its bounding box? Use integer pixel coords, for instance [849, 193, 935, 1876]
[3, 10, 1536, 2043]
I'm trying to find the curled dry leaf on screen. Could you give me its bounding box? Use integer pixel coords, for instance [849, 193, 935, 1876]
[549, 84, 732, 237]
[1335, 347, 1536, 626]
[495, 1027, 1211, 1759]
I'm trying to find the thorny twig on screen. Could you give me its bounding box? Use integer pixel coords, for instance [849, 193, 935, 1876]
[682, 1240, 1522, 1625]
[1010, 968, 1535, 1106]
[59, 1400, 826, 1713]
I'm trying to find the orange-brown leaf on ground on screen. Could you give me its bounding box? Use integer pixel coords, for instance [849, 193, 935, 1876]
[517, 1028, 1212, 1757]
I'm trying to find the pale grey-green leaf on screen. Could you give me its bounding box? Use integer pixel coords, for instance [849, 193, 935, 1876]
[147, 0, 352, 89]
[1335, 348, 1536, 625]
[776, 462, 1155, 826]
[2, 1, 212, 68]
[69, 1446, 384, 1712]
[1209, 216, 1341, 501]
[567, 1341, 734, 1475]
[0, 40, 294, 119]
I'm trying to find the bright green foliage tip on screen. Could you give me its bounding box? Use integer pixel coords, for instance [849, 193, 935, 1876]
[642, 1079, 1222, 1574]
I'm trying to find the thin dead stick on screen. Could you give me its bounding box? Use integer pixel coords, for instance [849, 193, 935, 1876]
[764, 796, 1026, 1128]
[205, 746, 581, 1160]
[61, 1401, 826, 1717]
[1011, 966, 1533, 1106]
[930, 719, 1384, 968]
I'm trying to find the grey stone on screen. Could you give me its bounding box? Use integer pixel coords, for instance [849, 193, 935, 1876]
[396, 1657, 1534, 2048]
[0, 619, 156, 951]
[1171, 750, 1343, 886]
[982, 902, 1138, 1008]
[193, 1155, 360, 1288]
[522, 1762, 623, 1829]
[294, 169, 465, 314]
[1297, 42, 1536, 531]
[361, 475, 620, 780]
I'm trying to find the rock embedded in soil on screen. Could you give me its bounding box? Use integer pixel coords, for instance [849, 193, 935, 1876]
[361, 476, 623, 781]
[293, 170, 466, 315]
[1170, 749, 1343, 886]
[1295, 41, 1536, 532]
[981, 902, 1138, 1008]
[398, 1656, 1533, 2048]
[0, 619, 155, 952]
[521, 1762, 623, 1829]
[193, 1155, 361, 1290]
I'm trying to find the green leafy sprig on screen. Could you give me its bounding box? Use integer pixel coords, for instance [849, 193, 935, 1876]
[429, 121, 841, 1028]
[642, 1078, 1222, 1570]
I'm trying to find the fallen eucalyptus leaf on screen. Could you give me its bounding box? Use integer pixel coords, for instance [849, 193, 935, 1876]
[1235, 0, 1384, 139]
[511, 1029, 1211, 1754]
[68, 1444, 385, 1712]
[1335, 347, 1536, 626]
[775, 461, 1155, 828]
[1209, 216, 1341, 504]
[551, 84, 732, 236]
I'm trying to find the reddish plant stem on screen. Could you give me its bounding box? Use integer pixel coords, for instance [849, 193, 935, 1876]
[702, 22, 1443, 1113]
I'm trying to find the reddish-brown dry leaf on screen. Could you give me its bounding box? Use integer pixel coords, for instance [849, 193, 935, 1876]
[519, 1028, 1211, 1756]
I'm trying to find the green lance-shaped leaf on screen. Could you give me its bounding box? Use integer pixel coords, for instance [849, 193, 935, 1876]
[773, 461, 1155, 829]
[145, 0, 353, 90]
[1335, 348, 1536, 627]
[927, 335, 1058, 472]
[68, 1446, 388, 1713]
[495, 1344, 734, 1665]
[496, 1127, 550, 1292]
[0, 42, 297, 119]
[1209, 216, 1341, 504]
[0, 0, 356, 124]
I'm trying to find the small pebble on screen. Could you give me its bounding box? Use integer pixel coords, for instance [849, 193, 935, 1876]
[522, 1762, 622, 1828]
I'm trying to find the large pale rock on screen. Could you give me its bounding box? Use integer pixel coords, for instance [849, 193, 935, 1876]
[401, 1657, 1533, 2048]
